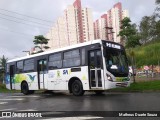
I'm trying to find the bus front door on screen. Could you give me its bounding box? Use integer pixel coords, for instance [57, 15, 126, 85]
[37, 59, 47, 89]
[10, 65, 15, 90]
[89, 50, 102, 88]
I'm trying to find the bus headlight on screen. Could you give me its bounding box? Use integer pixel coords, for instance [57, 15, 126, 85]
[107, 74, 113, 81]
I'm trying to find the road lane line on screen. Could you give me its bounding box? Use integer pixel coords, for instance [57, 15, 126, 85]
[38, 117, 104, 120]
[8, 96, 40, 98]
[0, 102, 8, 104]
[0, 98, 23, 101]
[18, 109, 37, 111]
[0, 108, 17, 111]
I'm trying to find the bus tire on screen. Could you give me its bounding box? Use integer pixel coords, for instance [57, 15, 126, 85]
[21, 82, 30, 95]
[72, 80, 84, 96]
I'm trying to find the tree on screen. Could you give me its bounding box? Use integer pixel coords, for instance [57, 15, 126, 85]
[155, 20, 160, 40]
[119, 17, 141, 48]
[33, 35, 50, 53]
[119, 17, 141, 83]
[156, 0, 160, 4]
[155, 0, 160, 18]
[139, 16, 151, 44]
[139, 16, 157, 44]
[0, 55, 8, 84]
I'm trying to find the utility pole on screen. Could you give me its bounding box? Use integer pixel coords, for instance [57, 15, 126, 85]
[105, 27, 115, 41]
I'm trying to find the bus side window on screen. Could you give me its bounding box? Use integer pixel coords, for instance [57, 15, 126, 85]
[81, 48, 85, 65]
[23, 59, 34, 72]
[16, 61, 23, 73]
[63, 49, 80, 67]
[6, 64, 9, 73]
[48, 53, 62, 70]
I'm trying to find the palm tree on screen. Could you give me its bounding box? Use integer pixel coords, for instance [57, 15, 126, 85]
[0, 55, 8, 84]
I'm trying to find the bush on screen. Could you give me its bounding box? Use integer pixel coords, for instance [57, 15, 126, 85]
[127, 42, 160, 67]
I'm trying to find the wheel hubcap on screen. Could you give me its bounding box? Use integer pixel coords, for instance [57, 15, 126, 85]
[74, 84, 79, 92]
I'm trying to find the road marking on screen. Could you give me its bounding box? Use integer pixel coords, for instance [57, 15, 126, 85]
[8, 95, 40, 98]
[40, 116, 104, 120]
[0, 102, 7, 104]
[0, 98, 23, 101]
[19, 109, 37, 111]
[0, 108, 17, 111]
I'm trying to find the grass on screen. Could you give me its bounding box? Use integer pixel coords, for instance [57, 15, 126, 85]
[1, 80, 160, 93]
[108, 80, 160, 92]
[0, 84, 20, 93]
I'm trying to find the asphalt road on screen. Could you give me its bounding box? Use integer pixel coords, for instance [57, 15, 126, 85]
[0, 92, 160, 120]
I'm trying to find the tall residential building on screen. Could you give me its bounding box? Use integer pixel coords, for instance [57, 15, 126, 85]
[73, 0, 83, 43]
[94, 14, 108, 40]
[46, 0, 94, 50]
[94, 2, 129, 44]
[122, 9, 129, 19]
[82, 8, 94, 41]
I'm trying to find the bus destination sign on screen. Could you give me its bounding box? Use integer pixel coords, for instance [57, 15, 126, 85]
[106, 42, 121, 49]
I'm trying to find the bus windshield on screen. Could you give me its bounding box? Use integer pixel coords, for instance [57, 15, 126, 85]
[105, 48, 129, 77]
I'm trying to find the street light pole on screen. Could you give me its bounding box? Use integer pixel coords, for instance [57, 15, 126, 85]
[22, 51, 30, 55]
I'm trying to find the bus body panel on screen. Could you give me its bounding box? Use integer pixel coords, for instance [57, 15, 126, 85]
[104, 80, 130, 90]
[8, 72, 39, 90]
[47, 66, 90, 90]
[6, 73, 11, 90]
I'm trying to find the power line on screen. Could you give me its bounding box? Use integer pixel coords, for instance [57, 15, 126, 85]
[0, 8, 53, 23]
[0, 26, 35, 36]
[0, 16, 50, 29]
[0, 12, 52, 26]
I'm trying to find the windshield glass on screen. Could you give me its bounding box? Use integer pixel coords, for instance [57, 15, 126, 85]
[105, 48, 129, 77]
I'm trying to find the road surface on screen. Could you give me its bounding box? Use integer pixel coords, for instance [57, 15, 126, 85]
[0, 92, 160, 119]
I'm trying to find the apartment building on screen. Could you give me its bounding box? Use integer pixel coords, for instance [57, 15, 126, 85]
[94, 2, 129, 44]
[46, 0, 94, 50]
[94, 14, 108, 40]
[122, 9, 129, 19]
[82, 8, 94, 42]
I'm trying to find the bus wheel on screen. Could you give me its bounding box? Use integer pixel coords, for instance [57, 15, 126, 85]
[21, 82, 30, 95]
[94, 90, 104, 95]
[72, 80, 84, 96]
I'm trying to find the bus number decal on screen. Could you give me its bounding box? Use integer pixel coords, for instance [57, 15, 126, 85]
[63, 70, 68, 75]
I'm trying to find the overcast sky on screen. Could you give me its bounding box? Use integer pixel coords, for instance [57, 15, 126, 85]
[0, 0, 156, 59]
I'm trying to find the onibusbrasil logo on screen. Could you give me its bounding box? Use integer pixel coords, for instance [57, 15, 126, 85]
[1, 112, 42, 118]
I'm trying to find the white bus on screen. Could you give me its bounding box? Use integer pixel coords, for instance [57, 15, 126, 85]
[5, 40, 130, 96]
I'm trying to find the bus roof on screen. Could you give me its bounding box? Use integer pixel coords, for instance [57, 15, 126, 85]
[7, 39, 120, 63]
